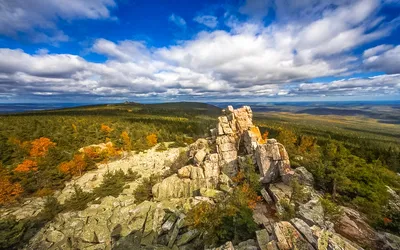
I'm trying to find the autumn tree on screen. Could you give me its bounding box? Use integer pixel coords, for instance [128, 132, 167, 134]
[120, 131, 132, 151]
[59, 154, 86, 176]
[0, 166, 23, 205]
[101, 124, 113, 134]
[14, 159, 38, 173]
[29, 137, 56, 158]
[146, 133, 158, 147]
[262, 130, 269, 141]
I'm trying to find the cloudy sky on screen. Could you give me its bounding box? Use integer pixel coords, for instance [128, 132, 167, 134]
[0, 0, 399, 103]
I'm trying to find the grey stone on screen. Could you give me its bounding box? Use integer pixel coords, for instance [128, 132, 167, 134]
[176, 230, 200, 246]
[298, 198, 325, 227]
[161, 213, 178, 232]
[256, 229, 270, 250]
[261, 188, 274, 204]
[291, 218, 317, 248]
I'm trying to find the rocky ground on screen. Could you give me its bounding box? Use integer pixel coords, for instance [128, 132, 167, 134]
[2, 105, 400, 250]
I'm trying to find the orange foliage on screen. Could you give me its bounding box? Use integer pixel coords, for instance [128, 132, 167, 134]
[59, 153, 87, 176]
[238, 183, 262, 209]
[0, 175, 23, 205]
[14, 159, 38, 173]
[30, 137, 56, 157]
[146, 133, 158, 147]
[232, 171, 246, 183]
[120, 131, 132, 151]
[249, 126, 265, 144]
[83, 147, 101, 160]
[101, 124, 113, 134]
[262, 130, 269, 141]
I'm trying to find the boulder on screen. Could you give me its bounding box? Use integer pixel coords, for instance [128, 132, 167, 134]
[176, 229, 200, 246]
[161, 213, 178, 232]
[335, 207, 378, 248]
[266, 240, 279, 250]
[210, 241, 235, 250]
[194, 149, 207, 165]
[298, 198, 325, 227]
[311, 225, 360, 250]
[387, 186, 400, 212]
[273, 221, 313, 250]
[152, 174, 215, 200]
[256, 142, 292, 184]
[235, 239, 258, 250]
[378, 232, 400, 250]
[261, 188, 274, 205]
[203, 153, 220, 179]
[290, 218, 317, 248]
[177, 166, 192, 178]
[293, 167, 314, 187]
[256, 229, 270, 250]
[268, 183, 292, 203]
[200, 188, 224, 200]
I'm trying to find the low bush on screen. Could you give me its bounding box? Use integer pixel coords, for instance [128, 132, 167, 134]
[320, 196, 343, 222]
[133, 175, 161, 204]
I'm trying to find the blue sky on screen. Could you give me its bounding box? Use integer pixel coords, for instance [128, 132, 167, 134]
[0, 0, 399, 103]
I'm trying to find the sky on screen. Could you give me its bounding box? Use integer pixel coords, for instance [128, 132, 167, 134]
[0, 0, 399, 103]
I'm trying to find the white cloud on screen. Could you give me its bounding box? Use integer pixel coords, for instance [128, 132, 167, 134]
[168, 14, 187, 28]
[0, 0, 116, 42]
[296, 74, 400, 96]
[363, 44, 394, 58]
[0, 0, 398, 101]
[193, 15, 218, 28]
[363, 45, 400, 74]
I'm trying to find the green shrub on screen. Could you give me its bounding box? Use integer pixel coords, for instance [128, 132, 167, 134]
[320, 197, 343, 222]
[278, 199, 296, 220]
[156, 142, 168, 152]
[133, 175, 161, 204]
[0, 216, 26, 249]
[63, 185, 95, 211]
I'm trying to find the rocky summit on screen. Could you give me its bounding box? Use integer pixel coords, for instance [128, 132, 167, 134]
[4, 105, 399, 250]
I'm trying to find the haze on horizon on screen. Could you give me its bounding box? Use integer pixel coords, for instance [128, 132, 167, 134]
[0, 0, 399, 103]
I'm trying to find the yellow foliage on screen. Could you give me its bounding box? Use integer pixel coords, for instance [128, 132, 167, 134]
[14, 159, 38, 173]
[101, 124, 113, 134]
[120, 131, 132, 151]
[72, 123, 78, 133]
[34, 188, 53, 197]
[146, 133, 158, 147]
[30, 137, 56, 157]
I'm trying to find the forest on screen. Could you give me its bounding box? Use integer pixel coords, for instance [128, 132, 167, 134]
[0, 102, 399, 237]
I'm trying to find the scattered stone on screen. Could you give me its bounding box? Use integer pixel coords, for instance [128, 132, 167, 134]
[176, 230, 200, 246]
[256, 229, 270, 250]
[298, 198, 325, 227]
[261, 188, 274, 204]
[161, 213, 178, 232]
[293, 167, 314, 187]
[194, 149, 207, 165]
[273, 221, 313, 250]
[266, 240, 279, 250]
[290, 218, 317, 248]
[200, 188, 224, 200]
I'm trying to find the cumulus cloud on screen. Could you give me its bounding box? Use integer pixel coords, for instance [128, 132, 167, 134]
[193, 15, 218, 28]
[168, 14, 187, 28]
[0, 0, 116, 42]
[0, 0, 398, 101]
